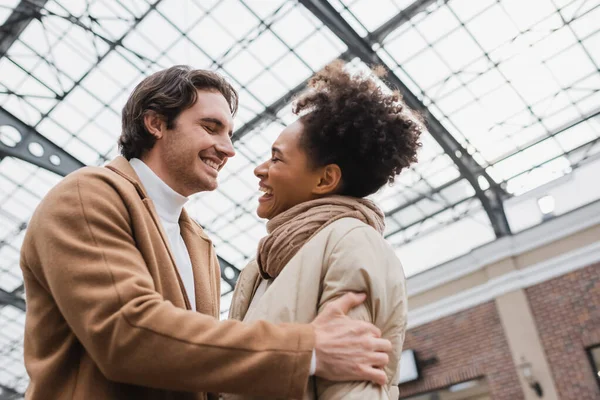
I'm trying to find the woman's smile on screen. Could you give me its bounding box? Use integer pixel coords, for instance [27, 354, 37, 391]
[258, 184, 274, 203]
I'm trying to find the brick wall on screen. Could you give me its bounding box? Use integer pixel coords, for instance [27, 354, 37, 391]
[398, 301, 523, 399]
[526, 262, 600, 400]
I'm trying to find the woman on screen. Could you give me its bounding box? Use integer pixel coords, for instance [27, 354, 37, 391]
[226, 61, 422, 399]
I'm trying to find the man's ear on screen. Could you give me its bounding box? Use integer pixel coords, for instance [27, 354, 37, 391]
[313, 164, 342, 195]
[143, 111, 166, 139]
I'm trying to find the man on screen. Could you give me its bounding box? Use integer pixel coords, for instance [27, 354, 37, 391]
[20, 66, 392, 400]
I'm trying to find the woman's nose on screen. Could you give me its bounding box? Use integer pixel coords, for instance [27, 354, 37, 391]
[254, 160, 267, 178]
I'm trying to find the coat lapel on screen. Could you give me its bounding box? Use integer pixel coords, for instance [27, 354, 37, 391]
[180, 210, 218, 317]
[105, 157, 192, 310]
[228, 261, 261, 321]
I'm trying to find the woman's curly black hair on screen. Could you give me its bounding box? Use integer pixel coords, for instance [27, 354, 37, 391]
[293, 60, 423, 198]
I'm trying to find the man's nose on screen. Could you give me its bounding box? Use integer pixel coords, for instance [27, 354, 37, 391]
[217, 135, 236, 158]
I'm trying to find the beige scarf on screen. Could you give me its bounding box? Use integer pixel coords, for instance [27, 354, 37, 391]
[257, 195, 385, 279]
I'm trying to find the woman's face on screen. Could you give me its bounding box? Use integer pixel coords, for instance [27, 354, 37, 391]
[254, 120, 323, 220]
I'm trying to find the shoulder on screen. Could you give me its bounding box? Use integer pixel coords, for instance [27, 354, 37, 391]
[23, 166, 134, 256]
[238, 259, 259, 282]
[43, 166, 126, 202]
[321, 218, 405, 278]
[320, 217, 385, 251]
[315, 217, 374, 242]
[229, 259, 260, 320]
[31, 165, 133, 227]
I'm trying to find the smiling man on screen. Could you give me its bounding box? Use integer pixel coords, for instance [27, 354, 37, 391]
[19, 66, 392, 400]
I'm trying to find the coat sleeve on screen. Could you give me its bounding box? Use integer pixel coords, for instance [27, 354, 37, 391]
[21, 172, 313, 399]
[314, 225, 407, 400]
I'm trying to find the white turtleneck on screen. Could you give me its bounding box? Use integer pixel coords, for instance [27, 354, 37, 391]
[129, 158, 196, 310]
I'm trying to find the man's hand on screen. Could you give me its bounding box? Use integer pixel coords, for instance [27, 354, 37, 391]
[311, 292, 392, 386]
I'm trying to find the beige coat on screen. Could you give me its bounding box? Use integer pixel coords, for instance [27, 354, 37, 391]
[20, 157, 314, 400]
[226, 218, 408, 400]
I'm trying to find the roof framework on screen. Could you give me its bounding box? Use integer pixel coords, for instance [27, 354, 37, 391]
[1, 0, 599, 396]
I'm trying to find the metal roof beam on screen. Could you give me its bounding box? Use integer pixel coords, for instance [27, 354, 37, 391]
[384, 176, 462, 217]
[299, 0, 511, 238]
[367, 0, 439, 43]
[0, 287, 26, 311]
[217, 255, 241, 288]
[0, 107, 86, 176]
[0, 0, 48, 59]
[0, 382, 23, 400]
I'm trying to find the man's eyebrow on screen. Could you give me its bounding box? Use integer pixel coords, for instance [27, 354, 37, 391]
[200, 117, 234, 136]
[272, 147, 282, 155]
[199, 117, 225, 126]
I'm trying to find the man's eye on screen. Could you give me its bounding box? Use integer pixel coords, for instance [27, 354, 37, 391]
[271, 157, 280, 163]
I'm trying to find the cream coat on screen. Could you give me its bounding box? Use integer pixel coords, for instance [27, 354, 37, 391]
[226, 218, 408, 400]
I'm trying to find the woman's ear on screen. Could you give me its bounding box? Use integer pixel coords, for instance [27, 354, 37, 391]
[313, 164, 342, 195]
[143, 111, 166, 139]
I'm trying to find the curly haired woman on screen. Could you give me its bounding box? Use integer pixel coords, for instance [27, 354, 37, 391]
[224, 61, 423, 400]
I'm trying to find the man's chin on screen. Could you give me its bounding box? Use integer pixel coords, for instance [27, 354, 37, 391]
[188, 179, 218, 195]
[203, 181, 219, 192]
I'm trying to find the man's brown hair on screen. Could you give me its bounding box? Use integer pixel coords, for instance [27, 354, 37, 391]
[118, 65, 238, 160]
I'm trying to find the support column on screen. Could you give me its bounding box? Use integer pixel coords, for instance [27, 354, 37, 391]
[494, 275, 560, 400]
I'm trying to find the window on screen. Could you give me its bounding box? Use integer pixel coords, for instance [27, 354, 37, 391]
[587, 345, 600, 391]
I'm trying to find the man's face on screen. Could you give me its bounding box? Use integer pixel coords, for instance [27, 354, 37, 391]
[154, 90, 235, 196]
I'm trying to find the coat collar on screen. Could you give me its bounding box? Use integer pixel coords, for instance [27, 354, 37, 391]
[105, 156, 150, 199]
[180, 209, 219, 316]
[228, 260, 261, 321]
[105, 156, 211, 240]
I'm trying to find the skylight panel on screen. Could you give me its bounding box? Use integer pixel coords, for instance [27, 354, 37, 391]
[187, 15, 237, 61]
[345, 0, 398, 32]
[246, 72, 289, 105]
[434, 29, 481, 73]
[156, 0, 206, 32]
[246, 30, 289, 67]
[295, 29, 347, 71]
[401, 48, 452, 91]
[272, 53, 314, 87]
[271, 5, 317, 47]
[0, 307, 26, 392]
[213, 0, 259, 39]
[465, 4, 520, 51]
[224, 50, 264, 85]
[546, 45, 597, 88]
[384, 27, 428, 64]
[415, 5, 459, 43]
[195, 190, 237, 217]
[571, 4, 600, 37]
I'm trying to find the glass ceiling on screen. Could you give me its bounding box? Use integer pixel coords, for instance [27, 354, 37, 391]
[1, 0, 599, 396]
